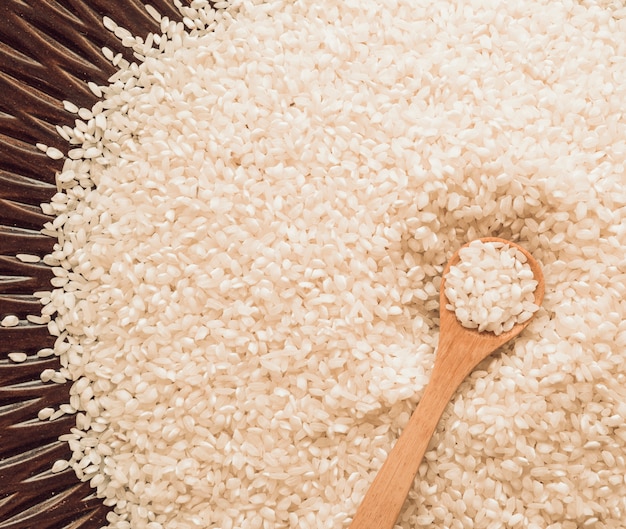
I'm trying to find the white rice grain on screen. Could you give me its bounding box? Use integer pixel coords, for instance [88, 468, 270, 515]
[8, 352, 27, 363]
[1, 315, 19, 327]
[16, 253, 41, 263]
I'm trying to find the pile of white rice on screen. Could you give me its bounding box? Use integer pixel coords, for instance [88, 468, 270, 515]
[32, 0, 626, 528]
[444, 240, 540, 335]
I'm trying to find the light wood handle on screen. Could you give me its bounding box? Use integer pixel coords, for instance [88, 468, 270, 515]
[347, 235, 544, 529]
[347, 365, 459, 529]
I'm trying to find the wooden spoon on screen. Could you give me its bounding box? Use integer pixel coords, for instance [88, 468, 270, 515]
[348, 236, 545, 529]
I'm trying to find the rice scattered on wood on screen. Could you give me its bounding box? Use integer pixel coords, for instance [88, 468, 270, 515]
[34, 1, 626, 528]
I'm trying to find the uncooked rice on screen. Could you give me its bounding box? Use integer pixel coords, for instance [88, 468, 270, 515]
[444, 240, 539, 335]
[31, 0, 626, 528]
[7, 352, 28, 363]
[1, 314, 19, 328]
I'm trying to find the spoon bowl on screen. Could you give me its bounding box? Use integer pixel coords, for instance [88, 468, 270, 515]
[348, 237, 544, 529]
[438, 236, 545, 374]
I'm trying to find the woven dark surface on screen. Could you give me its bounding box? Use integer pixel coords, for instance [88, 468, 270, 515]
[0, 2, 187, 527]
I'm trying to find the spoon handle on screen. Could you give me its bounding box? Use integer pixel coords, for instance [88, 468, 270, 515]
[347, 363, 462, 529]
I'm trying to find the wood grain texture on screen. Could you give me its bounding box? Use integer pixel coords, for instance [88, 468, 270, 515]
[0, 2, 190, 528]
[348, 237, 545, 529]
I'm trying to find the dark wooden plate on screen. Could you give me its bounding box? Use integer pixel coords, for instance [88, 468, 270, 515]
[0, 2, 190, 527]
